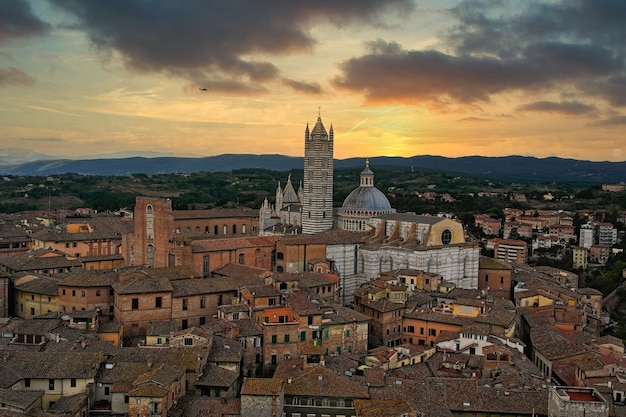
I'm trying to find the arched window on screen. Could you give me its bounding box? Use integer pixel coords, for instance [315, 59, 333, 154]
[441, 229, 452, 245]
[146, 205, 154, 239]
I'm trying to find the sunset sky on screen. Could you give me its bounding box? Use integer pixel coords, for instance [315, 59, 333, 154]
[1, 0, 625, 162]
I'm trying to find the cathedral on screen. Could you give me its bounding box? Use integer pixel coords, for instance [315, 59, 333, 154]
[259, 114, 395, 235]
[258, 113, 479, 292]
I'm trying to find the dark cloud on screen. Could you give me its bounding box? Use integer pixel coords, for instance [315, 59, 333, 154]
[49, 0, 412, 92]
[282, 78, 323, 95]
[0, 0, 50, 42]
[517, 101, 597, 116]
[334, 1, 626, 108]
[0, 67, 35, 86]
[588, 115, 626, 127]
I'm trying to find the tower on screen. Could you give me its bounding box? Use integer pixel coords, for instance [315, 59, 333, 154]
[302, 113, 334, 234]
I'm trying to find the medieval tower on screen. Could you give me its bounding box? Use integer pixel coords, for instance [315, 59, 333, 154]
[302, 114, 334, 234]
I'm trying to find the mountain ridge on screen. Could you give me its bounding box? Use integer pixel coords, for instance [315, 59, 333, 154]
[0, 153, 624, 183]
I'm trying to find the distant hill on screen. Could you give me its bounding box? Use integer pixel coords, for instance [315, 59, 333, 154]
[0, 153, 624, 183]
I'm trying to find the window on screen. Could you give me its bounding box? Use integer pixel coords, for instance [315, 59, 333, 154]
[30, 308, 35, 316]
[268, 298, 276, 306]
[104, 386, 110, 395]
[24, 379, 30, 388]
[441, 229, 452, 244]
[184, 337, 193, 346]
[200, 297, 205, 308]
[131, 298, 139, 310]
[62, 289, 66, 295]
[284, 334, 290, 343]
[308, 316, 313, 325]
[72, 290, 76, 297]
[428, 329, 436, 336]
[346, 330, 350, 337]
[49, 379, 55, 390]
[96, 289, 101, 297]
[182, 299, 188, 311]
[233, 312, 239, 320]
[484, 275, 489, 282]
[81, 290, 86, 297]
[301, 331, 306, 341]
[199, 317, 206, 326]
[182, 319, 188, 329]
[238, 253, 245, 264]
[146, 204, 154, 239]
[271, 335, 277, 344]
[156, 297, 162, 308]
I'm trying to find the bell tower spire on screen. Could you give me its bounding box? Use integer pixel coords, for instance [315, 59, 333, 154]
[302, 110, 334, 234]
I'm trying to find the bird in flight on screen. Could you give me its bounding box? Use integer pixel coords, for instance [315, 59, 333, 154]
[199, 87, 207, 91]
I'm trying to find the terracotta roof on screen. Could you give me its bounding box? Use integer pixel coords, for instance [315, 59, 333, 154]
[0, 388, 44, 409]
[14, 275, 60, 295]
[112, 273, 173, 294]
[240, 377, 283, 396]
[173, 208, 258, 220]
[282, 366, 369, 399]
[207, 335, 242, 363]
[59, 269, 120, 287]
[196, 362, 238, 387]
[190, 235, 281, 253]
[1, 350, 103, 379]
[0, 248, 81, 271]
[211, 262, 272, 278]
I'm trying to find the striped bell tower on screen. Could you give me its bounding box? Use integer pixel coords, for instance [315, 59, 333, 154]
[302, 112, 334, 234]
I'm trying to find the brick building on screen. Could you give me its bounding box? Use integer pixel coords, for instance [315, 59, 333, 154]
[478, 256, 513, 300]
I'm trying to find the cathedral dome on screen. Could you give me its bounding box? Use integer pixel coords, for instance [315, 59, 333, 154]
[341, 185, 392, 211]
[341, 160, 392, 212]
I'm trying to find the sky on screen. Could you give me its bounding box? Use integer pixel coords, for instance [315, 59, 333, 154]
[1, 0, 625, 162]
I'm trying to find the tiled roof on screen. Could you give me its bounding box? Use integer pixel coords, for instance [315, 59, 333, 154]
[283, 290, 319, 315]
[1, 350, 103, 379]
[319, 303, 370, 324]
[240, 377, 283, 396]
[173, 208, 258, 220]
[112, 273, 173, 294]
[128, 383, 167, 397]
[196, 362, 238, 387]
[14, 275, 60, 295]
[58, 269, 120, 287]
[31, 217, 132, 242]
[211, 262, 272, 278]
[170, 397, 240, 417]
[207, 336, 242, 363]
[3, 317, 60, 336]
[282, 365, 369, 399]
[191, 235, 281, 253]
[109, 346, 210, 373]
[232, 318, 262, 337]
[0, 248, 82, 271]
[147, 321, 178, 335]
[277, 228, 367, 245]
[479, 256, 513, 270]
[0, 388, 44, 409]
[354, 399, 415, 417]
